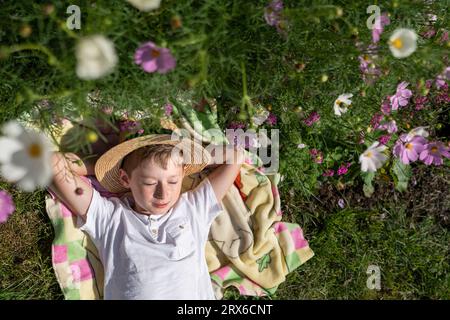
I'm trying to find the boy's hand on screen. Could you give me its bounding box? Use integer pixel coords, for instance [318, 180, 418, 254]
[207, 144, 245, 167]
[205, 144, 244, 202]
[49, 152, 94, 221]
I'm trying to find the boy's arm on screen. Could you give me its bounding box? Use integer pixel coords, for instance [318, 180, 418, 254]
[206, 145, 245, 202]
[48, 152, 95, 221]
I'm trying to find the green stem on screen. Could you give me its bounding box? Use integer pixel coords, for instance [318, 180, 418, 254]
[199, 50, 208, 81]
[47, 12, 80, 40]
[3, 43, 61, 68]
[241, 62, 248, 98]
[240, 62, 255, 127]
[172, 34, 207, 47]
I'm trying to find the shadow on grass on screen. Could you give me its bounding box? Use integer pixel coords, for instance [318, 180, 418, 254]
[0, 184, 63, 300]
[1, 165, 448, 300]
[274, 165, 449, 299]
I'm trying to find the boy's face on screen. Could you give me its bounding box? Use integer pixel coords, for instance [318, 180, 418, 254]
[119, 157, 184, 216]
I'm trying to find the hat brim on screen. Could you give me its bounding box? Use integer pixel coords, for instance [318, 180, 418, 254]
[95, 134, 211, 193]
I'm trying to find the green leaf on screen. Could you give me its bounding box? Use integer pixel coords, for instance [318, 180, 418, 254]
[256, 251, 272, 273]
[392, 159, 412, 192]
[362, 171, 375, 198]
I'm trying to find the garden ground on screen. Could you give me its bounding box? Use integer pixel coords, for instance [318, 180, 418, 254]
[1, 165, 448, 300]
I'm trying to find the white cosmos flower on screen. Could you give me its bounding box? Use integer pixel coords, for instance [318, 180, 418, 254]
[333, 93, 353, 116]
[126, 0, 161, 11]
[359, 141, 388, 172]
[251, 108, 270, 126]
[76, 35, 118, 80]
[406, 126, 429, 141]
[0, 120, 53, 192]
[388, 28, 418, 59]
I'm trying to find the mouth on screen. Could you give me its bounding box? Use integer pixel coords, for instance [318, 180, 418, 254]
[153, 202, 169, 208]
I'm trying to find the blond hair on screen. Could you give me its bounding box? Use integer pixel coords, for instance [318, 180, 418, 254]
[120, 144, 184, 177]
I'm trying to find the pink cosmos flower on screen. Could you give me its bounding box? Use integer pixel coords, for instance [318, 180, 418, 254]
[390, 81, 413, 110]
[164, 103, 173, 116]
[377, 120, 397, 134]
[440, 31, 449, 44]
[310, 149, 323, 164]
[358, 55, 381, 85]
[119, 119, 144, 136]
[435, 68, 449, 90]
[227, 121, 246, 130]
[435, 79, 447, 90]
[419, 141, 450, 165]
[0, 190, 15, 224]
[337, 162, 351, 175]
[358, 130, 365, 144]
[435, 91, 450, 104]
[370, 112, 384, 129]
[303, 111, 320, 126]
[322, 169, 335, 177]
[444, 67, 450, 81]
[393, 133, 427, 164]
[414, 96, 428, 110]
[134, 41, 176, 74]
[358, 55, 370, 73]
[264, 0, 284, 26]
[378, 134, 391, 145]
[421, 28, 436, 39]
[264, 0, 288, 35]
[372, 13, 390, 43]
[266, 113, 278, 126]
[381, 97, 392, 115]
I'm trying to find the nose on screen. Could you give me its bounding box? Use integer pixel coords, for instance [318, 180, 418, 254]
[153, 182, 167, 200]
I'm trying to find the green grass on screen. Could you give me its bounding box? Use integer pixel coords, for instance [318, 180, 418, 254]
[274, 206, 449, 299]
[0, 185, 63, 300]
[0, 0, 449, 300]
[2, 179, 448, 300]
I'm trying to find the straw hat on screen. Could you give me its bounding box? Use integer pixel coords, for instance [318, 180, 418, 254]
[95, 134, 211, 193]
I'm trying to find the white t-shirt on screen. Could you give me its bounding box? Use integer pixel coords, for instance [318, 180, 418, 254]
[77, 177, 223, 300]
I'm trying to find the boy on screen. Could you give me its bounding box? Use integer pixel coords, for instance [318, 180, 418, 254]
[49, 134, 244, 299]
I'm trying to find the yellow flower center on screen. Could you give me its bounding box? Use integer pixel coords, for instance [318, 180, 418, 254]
[150, 49, 161, 58]
[336, 100, 342, 106]
[391, 38, 403, 49]
[28, 143, 42, 158]
[366, 151, 373, 158]
[431, 146, 438, 153]
[86, 131, 98, 143]
[405, 143, 413, 150]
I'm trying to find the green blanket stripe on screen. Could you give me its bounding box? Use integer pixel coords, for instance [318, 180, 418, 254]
[67, 240, 88, 262]
[171, 97, 228, 144]
[285, 252, 302, 273]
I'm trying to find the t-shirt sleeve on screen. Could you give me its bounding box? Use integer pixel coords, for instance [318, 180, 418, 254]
[185, 177, 223, 226]
[76, 188, 117, 244]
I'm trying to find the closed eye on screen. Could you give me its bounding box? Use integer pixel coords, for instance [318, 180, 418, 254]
[143, 182, 178, 185]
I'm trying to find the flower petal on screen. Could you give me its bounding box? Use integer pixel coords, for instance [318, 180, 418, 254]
[142, 59, 158, 73]
[2, 120, 23, 137]
[367, 159, 377, 172]
[17, 176, 37, 192]
[0, 163, 27, 182]
[360, 158, 369, 172]
[0, 137, 23, 163]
